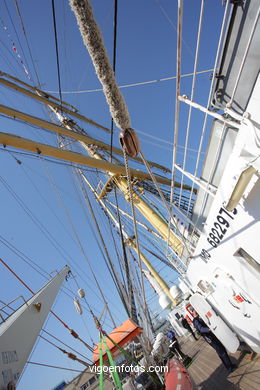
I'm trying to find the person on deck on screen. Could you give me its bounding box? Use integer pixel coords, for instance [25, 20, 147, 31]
[191, 309, 236, 373]
[180, 315, 198, 340]
[166, 330, 190, 361]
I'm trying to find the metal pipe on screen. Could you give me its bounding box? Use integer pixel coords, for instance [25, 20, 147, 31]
[178, 96, 240, 128]
[174, 163, 216, 196]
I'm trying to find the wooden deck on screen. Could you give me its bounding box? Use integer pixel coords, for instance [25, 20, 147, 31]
[180, 336, 260, 390]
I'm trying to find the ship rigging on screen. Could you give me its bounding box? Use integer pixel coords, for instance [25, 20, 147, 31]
[0, 0, 259, 389]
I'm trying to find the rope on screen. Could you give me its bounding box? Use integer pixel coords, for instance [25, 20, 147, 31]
[40, 335, 90, 367]
[0, 70, 76, 110]
[110, 0, 118, 161]
[82, 174, 137, 318]
[13, 0, 41, 85]
[127, 250, 155, 335]
[4, 0, 30, 77]
[155, 0, 194, 57]
[122, 149, 149, 328]
[70, 0, 130, 131]
[69, 0, 183, 321]
[51, 0, 63, 107]
[70, 0, 188, 272]
[143, 246, 178, 271]
[42, 329, 91, 361]
[0, 230, 116, 332]
[106, 199, 163, 241]
[27, 361, 82, 373]
[139, 151, 191, 256]
[76, 170, 126, 327]
[106, 213, 127, 287]
[0, 257, 34, 294]
[41, 161, 117, 329]
[0, 218, 118, 333]
[4, 157, 113, 304]
[113, 186, 139, 324]
[45, 69, 213, 94]
[0, 16, 30, 79]
[0, 173, 87, 276]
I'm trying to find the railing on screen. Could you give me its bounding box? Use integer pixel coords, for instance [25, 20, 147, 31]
[0, 295, 28, 323]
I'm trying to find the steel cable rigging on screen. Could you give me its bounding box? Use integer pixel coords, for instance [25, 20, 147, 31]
[12, 0, 42, 85]
[0, 256, 95, 353]
[76, 171, 130, 320]
[0, 170, 109, 296]
[0, 230, 116, 333]
[3, 0, 31, 77]
[69, 0, 191, 298]
[40, 159, 118, 327]
[51, 0, 63, 107]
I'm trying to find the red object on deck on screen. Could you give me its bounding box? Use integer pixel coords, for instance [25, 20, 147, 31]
[92, 318, 142, 364]
[165, 359, 193, 390]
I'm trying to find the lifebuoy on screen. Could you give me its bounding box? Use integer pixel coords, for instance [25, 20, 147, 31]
[165, 359, 194, 390]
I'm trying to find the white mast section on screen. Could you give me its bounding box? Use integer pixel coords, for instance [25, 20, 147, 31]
[0, 266, 70, 389]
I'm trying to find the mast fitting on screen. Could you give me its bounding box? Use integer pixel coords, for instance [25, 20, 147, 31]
[119, 128, 140, 158]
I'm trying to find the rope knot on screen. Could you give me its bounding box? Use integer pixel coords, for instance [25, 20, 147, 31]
[119, 128, 140, 158]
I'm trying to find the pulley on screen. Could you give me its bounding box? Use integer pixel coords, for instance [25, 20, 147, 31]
[119, 128, 140, 158]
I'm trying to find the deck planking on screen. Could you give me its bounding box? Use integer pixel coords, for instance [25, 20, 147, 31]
[179, 337, 260, 389]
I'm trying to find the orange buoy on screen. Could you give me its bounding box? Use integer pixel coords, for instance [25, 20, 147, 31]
[165, 359, 194, 390]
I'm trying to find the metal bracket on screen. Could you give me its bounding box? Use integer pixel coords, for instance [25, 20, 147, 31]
[97, 175, 117, 199]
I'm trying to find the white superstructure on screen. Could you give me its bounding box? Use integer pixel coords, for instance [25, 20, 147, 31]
[181, 0, 260, 353]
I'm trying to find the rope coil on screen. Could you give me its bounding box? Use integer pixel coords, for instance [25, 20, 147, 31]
[70, 0, 131, 132]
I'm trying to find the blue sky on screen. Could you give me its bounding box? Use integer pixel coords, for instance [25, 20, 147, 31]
[0, 0, 226, 389]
